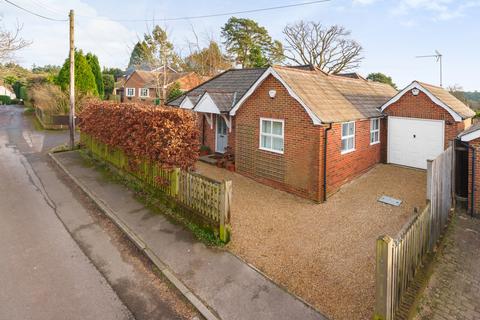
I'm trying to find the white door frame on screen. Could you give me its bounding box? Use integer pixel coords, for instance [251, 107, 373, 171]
[387, 116, 445, 167]
[215, 115, 228, 153]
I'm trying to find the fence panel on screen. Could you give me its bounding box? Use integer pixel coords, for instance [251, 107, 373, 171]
[81, 133, 231, 241]
[375, 146, 453, 320]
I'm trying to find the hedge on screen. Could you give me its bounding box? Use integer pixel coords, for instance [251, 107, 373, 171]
[0, 95, 11, 105]
[78, 101, 200, 169]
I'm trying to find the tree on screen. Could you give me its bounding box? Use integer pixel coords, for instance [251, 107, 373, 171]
[366, 73, 397, 89]
[221, 17, 283, 68]
[183, 40, 231, 76]
[283, 21, 363, 74]
[86, 53, 104, 97]
[56, 50, 98, 96]
[103, 67, 125, 80]
[102, 73, 115, 99]
[127, 41, 153, 68]
[0, 21, 30, 63]
[167, 82, 183, 101]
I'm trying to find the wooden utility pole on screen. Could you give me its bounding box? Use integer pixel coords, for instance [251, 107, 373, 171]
[162, 46, 167, 104]
[69, 9, 75, 149]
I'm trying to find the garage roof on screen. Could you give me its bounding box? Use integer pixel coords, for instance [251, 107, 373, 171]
[380, 81, 475, 121]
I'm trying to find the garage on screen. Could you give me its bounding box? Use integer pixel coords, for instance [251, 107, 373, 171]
[380, 81, 475, 170]
[388, 117, 444, 169]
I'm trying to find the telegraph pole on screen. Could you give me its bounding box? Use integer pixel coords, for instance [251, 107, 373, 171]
[69, 9, 75, 149]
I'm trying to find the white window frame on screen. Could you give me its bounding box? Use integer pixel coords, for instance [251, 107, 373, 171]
[126, 87, 135, 97]
[370, 118, 380, 145]
[259, 118, 284, 154]
[341, 121, 355, 154]
[139, 88, 149, 98]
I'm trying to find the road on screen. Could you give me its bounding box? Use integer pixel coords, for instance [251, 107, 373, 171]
[0, 105, 198, 320]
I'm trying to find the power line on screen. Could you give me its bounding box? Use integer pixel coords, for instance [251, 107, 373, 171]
[2, 0, 67, 21]
[77, 0, 332, 22]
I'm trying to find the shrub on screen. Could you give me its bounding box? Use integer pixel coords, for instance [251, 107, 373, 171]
[28, 83, 69, 114]
[0, 95, 11, 104]
[79, 101, 200, 169]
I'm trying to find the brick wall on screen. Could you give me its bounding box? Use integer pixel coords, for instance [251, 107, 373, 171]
[326, 119, 382, 195]
[383, 90, 466, 149]
[235, 75, 324, 201]
[467, 140, 480, 214]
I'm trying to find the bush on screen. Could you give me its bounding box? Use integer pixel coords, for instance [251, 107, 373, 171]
[28, 84, 69, 114]
[0, 95, 11, 105]
[79, 101, 200, 169]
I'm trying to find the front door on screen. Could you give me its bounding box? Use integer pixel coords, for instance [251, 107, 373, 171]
[216, 115, 228, 153]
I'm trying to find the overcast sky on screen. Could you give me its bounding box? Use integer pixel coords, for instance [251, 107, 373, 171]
[1, 0, 479, 90]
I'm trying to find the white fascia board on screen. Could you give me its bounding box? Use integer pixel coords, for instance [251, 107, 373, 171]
[179, 96, 194, 109]
[460, 130, 480, 142]
[379, 81, 462, 122]
[193, 92, 221, 114]
[229, 67, 322, 125]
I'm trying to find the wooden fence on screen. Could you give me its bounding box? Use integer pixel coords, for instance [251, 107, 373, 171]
[35, 108, 70, 129]
[374, 146, 453, 320]
[81, 133, 232, 241]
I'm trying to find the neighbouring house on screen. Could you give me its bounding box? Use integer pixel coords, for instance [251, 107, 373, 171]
[457, 122, 480, 215]
[118, 69, 204, 103]
[169, 66, 475, 202]
[0, 85, 16, 99]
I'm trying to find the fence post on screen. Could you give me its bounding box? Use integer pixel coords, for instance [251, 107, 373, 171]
[171, 168, 180, 197]
[219, 180, 232, 242]
[374, 235, 394, 320]
[426, 159, 433, 201]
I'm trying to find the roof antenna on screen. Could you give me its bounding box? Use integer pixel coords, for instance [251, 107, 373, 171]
[416, 50, 443, 87]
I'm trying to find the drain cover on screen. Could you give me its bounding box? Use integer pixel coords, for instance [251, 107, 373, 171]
[378, 195, 402, 206]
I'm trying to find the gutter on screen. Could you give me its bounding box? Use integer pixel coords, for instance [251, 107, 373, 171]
[323, 123, 332, 202]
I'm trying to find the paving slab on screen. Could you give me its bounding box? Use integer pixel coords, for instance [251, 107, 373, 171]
[52, 150, 327, 320]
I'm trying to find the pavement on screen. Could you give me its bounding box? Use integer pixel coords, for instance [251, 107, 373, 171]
[51, 149, 328, 320]
[0, 105, 200, 320]
[412, 211, 480, 320]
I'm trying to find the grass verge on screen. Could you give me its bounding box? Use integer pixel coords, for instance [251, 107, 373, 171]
[79, 149, 225, 247]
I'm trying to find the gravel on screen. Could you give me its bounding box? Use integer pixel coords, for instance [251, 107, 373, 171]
[195, 163, 426, 320]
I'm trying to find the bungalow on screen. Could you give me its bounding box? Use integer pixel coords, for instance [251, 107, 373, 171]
[119, 69, 203, 103]
[169, 66, 474, 202]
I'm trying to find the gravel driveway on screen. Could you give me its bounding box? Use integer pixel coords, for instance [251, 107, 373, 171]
[195, 163, 426, 320]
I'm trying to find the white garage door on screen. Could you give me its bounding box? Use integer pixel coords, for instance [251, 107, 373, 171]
[388, 117, 444, 169]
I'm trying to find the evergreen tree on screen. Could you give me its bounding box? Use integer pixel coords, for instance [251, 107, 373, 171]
[102, 73, 115, 99]
[56, 50, 98, 96]
[366, 72, 397, 89]
[128, 41, 153, 68]
[86, 53, 104, 97]
[221, 17, 283, 68]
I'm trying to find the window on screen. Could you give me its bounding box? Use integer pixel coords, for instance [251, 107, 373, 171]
[341, 121, 355, 154]
[140, 88, 149, 98]
[260, 118, 284, 154]
[370, 118, 380, 145]
[126, 88, 135, 97]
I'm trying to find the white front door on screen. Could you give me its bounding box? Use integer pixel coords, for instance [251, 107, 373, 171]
[216, 115, 228, 153]
[388, 116, 444, 169]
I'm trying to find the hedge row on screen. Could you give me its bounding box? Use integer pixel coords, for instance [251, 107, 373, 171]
[0, 95, 11, 104]
[79, 101, 200, 169]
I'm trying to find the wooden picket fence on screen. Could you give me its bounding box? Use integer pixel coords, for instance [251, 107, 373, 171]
[81, 133, 232, 241]
[374, 146, 453, 320]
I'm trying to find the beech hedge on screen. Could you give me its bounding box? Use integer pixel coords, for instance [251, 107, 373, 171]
[79, 101, 200, 169]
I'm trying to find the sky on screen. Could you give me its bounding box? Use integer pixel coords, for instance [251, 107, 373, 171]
[1, 0, 479, 90]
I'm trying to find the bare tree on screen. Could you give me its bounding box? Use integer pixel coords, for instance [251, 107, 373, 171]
[448, 84, 468, 104]
[0, 21, 30, 63]
[283, 21, 363, 74]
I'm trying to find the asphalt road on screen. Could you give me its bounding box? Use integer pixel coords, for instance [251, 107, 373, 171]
[0, 105, 198, 320]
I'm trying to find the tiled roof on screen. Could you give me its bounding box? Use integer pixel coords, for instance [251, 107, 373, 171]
[273, 66, 398, 122]
[458, 121, 480, 139]
[132, 70, 194, 88]
[418, 82, 475, 119]
[168, 68, 267, 109]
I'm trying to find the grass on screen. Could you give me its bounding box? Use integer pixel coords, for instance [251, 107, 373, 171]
[79, 149, 226, 247]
